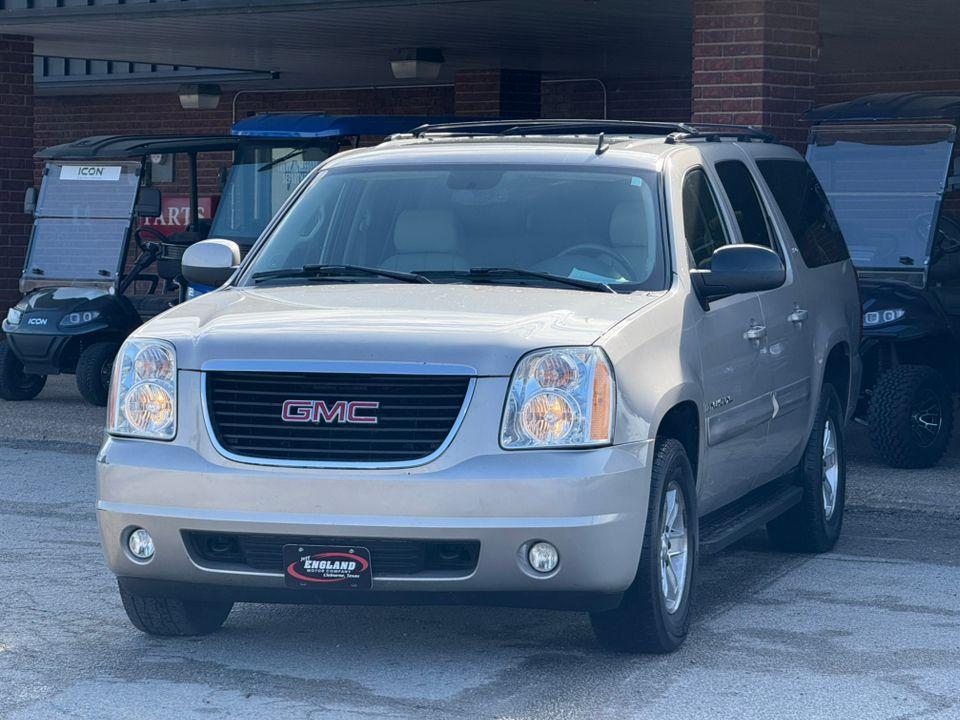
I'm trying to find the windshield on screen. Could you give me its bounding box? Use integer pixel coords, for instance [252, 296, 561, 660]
[241, 164, 665, 292]
[208, 140, 336, 245]
[807, 124, 955, 269]
[25, 161, 141, 282]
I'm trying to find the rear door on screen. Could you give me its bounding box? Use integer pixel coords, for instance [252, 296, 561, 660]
[680, 164, 770, 510]
[713, 150, 814, 483]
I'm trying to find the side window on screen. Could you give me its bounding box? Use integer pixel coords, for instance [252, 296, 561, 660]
[682, 168, 731, 267]
[756, 159, 850, 268]
[714, 160, 778, 253]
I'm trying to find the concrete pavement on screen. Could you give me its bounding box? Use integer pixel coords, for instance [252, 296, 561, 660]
[0, 376, 957, 719]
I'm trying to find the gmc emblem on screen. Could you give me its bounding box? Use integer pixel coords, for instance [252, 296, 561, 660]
[281, 399, 379, 424]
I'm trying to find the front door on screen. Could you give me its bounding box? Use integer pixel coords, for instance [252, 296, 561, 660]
[680, 166, 772, 513]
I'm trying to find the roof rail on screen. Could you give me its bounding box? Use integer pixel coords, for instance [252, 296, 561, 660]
[407, 119, 779, 144]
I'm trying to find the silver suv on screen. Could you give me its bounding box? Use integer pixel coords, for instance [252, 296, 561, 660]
[98, 120, 861, 653]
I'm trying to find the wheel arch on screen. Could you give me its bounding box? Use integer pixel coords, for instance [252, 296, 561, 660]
[653, 399, 701, 483]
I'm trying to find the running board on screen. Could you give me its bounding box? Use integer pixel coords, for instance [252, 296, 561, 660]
[700, 483, 803, 555]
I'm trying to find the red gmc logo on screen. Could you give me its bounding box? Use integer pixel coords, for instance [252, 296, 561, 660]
[281, 399, 380, 424]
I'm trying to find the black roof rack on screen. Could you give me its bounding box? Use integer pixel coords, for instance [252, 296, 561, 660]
[407, 119, 778, 144]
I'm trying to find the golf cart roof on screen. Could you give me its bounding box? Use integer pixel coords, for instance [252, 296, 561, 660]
[805, 92, 960, 124]
[36, 134, 239, 160]
[230, 114, 461, 139]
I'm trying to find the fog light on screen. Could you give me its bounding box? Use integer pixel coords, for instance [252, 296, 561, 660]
[127, 528, 155, 560]
[528, 541, 559, 573]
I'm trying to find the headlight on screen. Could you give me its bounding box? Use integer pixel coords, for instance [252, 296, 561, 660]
[60, 310, 100, 328]
[501, 347, 615, 449]
[107, 338, 176, 440]
[863, 308, 905, 326]
[6, 307, 22, 325]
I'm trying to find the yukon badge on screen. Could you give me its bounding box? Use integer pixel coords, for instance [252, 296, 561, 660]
[280, 399, 380, 424]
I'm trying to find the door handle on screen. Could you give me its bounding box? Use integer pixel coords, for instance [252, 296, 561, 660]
[787, 305, 809, 328]
[743, 324, 767, 346]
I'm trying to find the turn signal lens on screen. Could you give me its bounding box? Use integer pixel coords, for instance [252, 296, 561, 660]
[501, 347, 615, 449]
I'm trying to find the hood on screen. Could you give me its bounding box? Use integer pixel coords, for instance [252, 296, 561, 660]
[137, 284, 660, 375]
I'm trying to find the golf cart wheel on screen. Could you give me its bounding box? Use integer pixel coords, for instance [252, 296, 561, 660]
[868, 365, 953, 469]
[76, 341, 119, 407]
[119, 582, 233, 636]
[0, 337, 46, 401]
[590, 438, 697, 654]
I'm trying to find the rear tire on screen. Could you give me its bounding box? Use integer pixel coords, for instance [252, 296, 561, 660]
[868, 365, 952, 469]
[590, 438, 697, 653]
[767, 384, 845, 553]
[0, 337, 46, 401]
[75, 341, 119, 407]
[119, 583, 233, 636]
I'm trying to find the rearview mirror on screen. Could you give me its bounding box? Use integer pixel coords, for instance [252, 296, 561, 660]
[692, 244, 785, 301]
[135, 187, 162, 218]
[182, 239, 241, 289]
[23, 186, 38, 216]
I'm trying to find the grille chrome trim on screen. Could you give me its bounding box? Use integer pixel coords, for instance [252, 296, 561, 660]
[201, 371, 476, 469]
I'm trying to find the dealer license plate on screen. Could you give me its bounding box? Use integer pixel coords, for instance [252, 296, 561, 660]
[282, 544, 372, 590]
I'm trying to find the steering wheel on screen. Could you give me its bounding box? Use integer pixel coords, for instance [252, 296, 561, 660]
[557, 243, 634, 279]
[134, 225, 167, 252]
[916, 213, 960, 260]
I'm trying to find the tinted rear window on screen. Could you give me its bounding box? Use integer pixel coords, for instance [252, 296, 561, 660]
[756, 159, 849, 268]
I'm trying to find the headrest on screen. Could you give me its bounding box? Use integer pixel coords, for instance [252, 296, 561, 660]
[609, 200, 647, 248]
[392, 210, 459, 253]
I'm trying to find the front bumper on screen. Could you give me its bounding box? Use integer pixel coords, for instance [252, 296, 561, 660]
[98, 373, 654, 607]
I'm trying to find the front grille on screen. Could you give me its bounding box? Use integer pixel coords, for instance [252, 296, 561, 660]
[205, 371, 471, 464]
[184, 532, 480, 577]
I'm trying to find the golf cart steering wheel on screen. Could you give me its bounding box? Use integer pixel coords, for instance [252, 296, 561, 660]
[917, 213, 960, 258]
[134, 225, 167, 252]
[558, 243, 633, 279]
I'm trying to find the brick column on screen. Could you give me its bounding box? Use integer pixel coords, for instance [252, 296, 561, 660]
[691, 0, 819, 147]
[0, 34, 33, 310]
[454, 69, 541, 118]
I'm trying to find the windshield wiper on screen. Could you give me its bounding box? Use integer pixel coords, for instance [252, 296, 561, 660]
[457, 267, 616, 293]
[252, 264, 432, 284]
[257, 147, 306, 173]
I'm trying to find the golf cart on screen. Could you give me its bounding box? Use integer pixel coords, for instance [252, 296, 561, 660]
[202, 114, 461, 261]
[806, 92, 960, 467]
[1, 135, 237, 405]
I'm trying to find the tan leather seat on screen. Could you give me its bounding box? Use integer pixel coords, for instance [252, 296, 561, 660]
[380, 210, 471, 272]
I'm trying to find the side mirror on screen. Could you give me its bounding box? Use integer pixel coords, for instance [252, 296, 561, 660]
[135, 187, 163, 218]
[693, 244, 785, 301]
[182, 239, 241, 289]
[23, 186, 38, 216]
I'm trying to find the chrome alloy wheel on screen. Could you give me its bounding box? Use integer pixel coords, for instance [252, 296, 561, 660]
[822, 417, 840, 520]
[659, 480, 689, 614]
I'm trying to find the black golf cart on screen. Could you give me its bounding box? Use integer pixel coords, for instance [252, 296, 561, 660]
[0, 135, 237, 405]
[806, 92, 960, 467]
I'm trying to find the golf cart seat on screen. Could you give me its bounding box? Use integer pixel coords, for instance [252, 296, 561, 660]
[129, 293, 175, 319]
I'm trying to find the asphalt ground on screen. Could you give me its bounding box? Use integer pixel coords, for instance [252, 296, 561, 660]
[1, 376, 958, 719]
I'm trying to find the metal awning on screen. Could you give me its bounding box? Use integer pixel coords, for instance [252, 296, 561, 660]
[36, 135, 239, 160]
[805, 93, 960, 124]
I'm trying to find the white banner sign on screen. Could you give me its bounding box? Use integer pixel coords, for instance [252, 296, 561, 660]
[60, 165, 122, 181]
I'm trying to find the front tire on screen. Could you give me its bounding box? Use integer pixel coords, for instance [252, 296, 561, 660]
[0, 337, 46, 401]
[767, 384, 845, 553]
[75, 341, 119, 406]
[590, 438, 698, 653]
[868, 365, 953, 469]
[119, 583, 233, 636]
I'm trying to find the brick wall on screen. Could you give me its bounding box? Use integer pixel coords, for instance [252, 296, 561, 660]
[692, 0, 819, 147]
[454, 69, 541, 118]
[542, 77, 693, 121]
[817, 67, 960, 105]
[0, 35, 33, 310]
